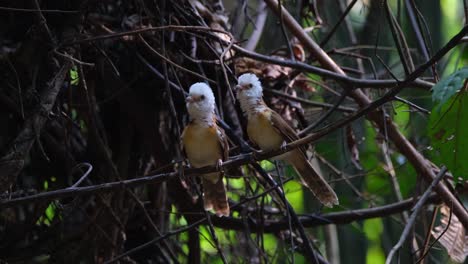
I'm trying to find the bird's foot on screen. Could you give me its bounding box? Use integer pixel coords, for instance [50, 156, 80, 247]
[280, 141, 289, 153]
[251, 149, 263, 161]
[216, 159, 224, 173]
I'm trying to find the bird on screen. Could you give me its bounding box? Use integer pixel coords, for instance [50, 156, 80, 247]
[235, 73, 339, 207]
[181, 82, 230, 216]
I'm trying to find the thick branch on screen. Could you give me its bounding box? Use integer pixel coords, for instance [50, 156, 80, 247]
[232, 44, 433, 89]
[211, 193, 441, 232]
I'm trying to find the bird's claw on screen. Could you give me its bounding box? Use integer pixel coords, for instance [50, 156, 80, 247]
[173, 159, 187, 172]
[216, 159, 224, 173]
[280, 141, 288, 152]
[252, 149, 263, 161]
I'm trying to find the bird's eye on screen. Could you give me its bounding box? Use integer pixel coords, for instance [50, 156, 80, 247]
[201, 95, 205, 100]
[248, 84, 253, 88]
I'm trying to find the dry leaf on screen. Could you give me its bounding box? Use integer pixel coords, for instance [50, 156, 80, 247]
[270, 43, 305, 61]
[262, 62, 290, 80]
[346, 125, 362, 170]
[189, 0, 234, 58]
[293, 75, 316, 92]
[236, 44, 307, 82]
[262, 44, 305, 80]
[234, 57, 263, 76]
[432, 205, 468, 263]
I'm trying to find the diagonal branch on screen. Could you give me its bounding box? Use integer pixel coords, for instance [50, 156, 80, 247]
[0, 62, 70, 191]
[263, 0, 468, 229]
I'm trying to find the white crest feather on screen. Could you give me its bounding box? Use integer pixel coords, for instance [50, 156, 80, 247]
[236, 73, 265, 116]
[187, 82, 215, 124]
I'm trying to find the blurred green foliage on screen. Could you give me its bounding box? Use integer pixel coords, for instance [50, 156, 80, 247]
[431, 67, 468, 110]
[70, 66, 79, 86]
[363, 219, 385, 264]
[429, 70, 468, 181]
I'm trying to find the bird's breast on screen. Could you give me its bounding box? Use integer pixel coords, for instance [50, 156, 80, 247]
[182, 124, 222, 167]
[247, 111, 285, 152]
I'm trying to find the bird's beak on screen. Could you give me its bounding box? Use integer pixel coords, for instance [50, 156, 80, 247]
[234, 84, 243, 91]
[186, 96, 194, 103]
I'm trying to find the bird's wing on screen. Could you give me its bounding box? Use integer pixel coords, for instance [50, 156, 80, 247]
[180, 125, 188, 159]
[216, 126, 229, 161]
[269, 110, 308, 157]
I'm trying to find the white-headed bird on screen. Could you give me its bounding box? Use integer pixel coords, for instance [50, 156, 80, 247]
[181, 82, 230, 216]
[235, 73, 338, 207]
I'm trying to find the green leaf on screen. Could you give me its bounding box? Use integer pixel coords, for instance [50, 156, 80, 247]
[363, 218, 385, 264]
[284, 180, 304, 213]
[35, 202, 57, 226]
[70, 66, 79, 86]
[431, 67, 468, 110]
[363, 218, 383, 241]
[393, 101, 410, 136]
[259, 160, 275, 171]
[263, 234, 277, 254]
[45, 203, 56, 220]
[366, 245, 385, 264]
[365, 166, 391, 196]
[200, 226, 216, 254]
[428, 91, 468, 181]
[228, 177, 244, 189]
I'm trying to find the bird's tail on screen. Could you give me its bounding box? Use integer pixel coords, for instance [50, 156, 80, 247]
[287, 151, 339, 207]
[202, 173, 230, 216]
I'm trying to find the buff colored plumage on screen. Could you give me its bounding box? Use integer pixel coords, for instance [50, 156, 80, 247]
[182, 83, 230, 216]
[236, 73, 338, 207]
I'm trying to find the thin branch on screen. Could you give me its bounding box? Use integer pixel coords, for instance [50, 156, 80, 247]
[104, 218, 207, 264]
[70, 163, 93, 188]
[5, 57, 24, 119]
[139, 35, 216, 84]
[278, 0, 294, 60]
[405, 0, 432, 66]
[0, 6, 78, 13]
[126, 190, 179, 263]
[417, 205, 439, 264]
[264, 88, 356, 113]
[232, 44, 433, 89]
[210, 193, 441, 231]
[320, 0, 358, 47]
[32, 0, 55, 44]
[384, 0, 415, 74]
[385, 167, 448, 264]
[63, 25, 231, 46]
[415, 204, 453, 264]
[298, 90, 350, 135]
[394, 96, 430, 114]
[244, 1, 267, 51]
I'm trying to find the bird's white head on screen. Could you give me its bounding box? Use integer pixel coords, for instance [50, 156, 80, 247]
[235, 73, 264, 115]
[186, 82, 216, 124]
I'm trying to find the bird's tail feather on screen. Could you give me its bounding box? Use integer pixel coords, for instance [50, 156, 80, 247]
[287, 151, 339, 207]
[202, 173, 230, 216]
